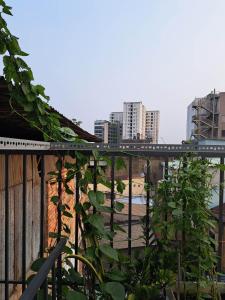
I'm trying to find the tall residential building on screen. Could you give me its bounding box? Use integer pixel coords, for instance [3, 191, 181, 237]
[109, 112, 123, 124]
[95, 102, 160, 144]
[145, 111, 160, 143]
[94, 120, 109, 143]
[186, 91, 225, 140]
[123, 102, 146, 140]
[94, 120, 122, 144]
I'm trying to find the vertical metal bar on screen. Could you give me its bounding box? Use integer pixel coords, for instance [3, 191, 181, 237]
[93, 159, 97, 214]
[164, 157, 169, 242]
[52, 266, 56, 300]
[110, 156, 115, 248]
[22, 154, 27, 292]
[57, 156, 62, 300]
[40, 155, 48, 299]
[5, 154, 9, 300]
[145, 159, 150, 247]
[75, 171, 80, 272]
[164, 157, 169, 180]
[128, 155, 132, 256]
[218, 157, 224, 272]
[40, 155, 45, 257]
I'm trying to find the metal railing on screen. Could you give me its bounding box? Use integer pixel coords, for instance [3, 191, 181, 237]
[0, 138, 224, 299]
[20, 238, 67, 300]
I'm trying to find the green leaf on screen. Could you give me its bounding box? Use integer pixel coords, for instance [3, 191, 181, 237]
[31, 257, 46, 272]
[115, 157, 126, 170]
[3, 5, 12, 15]
[87, 214, 104, 233]
[114, 201, 124, 212]
[60, 127, 77, 137]
[101, 282, 125, 300]
[66, 290, 87, 300]
[83, 202, 91, 211]
[99, 244, 119, 261]
[63, 245, 73, 255]
[172, 208, 182, 217]
[0, 39, 6, 54]
[38, 115, 47, 126]
[168, 201, 176, 209]
[116, 179, 126, 194]
[49, 232, 59, 238]
[56, 159, 62, 171]
[63, 211, 73, 218]
[106, 270, 128, 282]
[88, 191, 104, 208]
[51, 196, 59, 205]
[96, 191, 104, 204]
[113, 223, 126, 233]
[22, 102, 34, 112]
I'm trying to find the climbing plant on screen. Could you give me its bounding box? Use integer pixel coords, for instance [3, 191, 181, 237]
[152, 156, 218, 300]
[0, 1, 77, 142]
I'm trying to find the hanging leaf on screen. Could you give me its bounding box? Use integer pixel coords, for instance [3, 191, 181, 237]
[66, 291, 87, 300]
[87, 214, 104, 233]
[101, 282, 125, 300]
[114, 201, 124, 212]
[99, 244, 119, 261]
[31, 257, 46, 272]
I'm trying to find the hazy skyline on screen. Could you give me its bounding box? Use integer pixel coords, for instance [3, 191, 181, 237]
[2, 1, 225, 143]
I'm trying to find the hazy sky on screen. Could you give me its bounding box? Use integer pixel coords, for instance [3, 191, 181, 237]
[3, 1, 225, 143]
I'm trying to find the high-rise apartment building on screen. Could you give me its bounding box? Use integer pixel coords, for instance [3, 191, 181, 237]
[94, 102, 160, 144]
[94, 120, 109, 143]
[109, 112, 123, 124]
[94, 120, 122, 144]
[186, 91, 225, 140]
[145, 111, 160, 143]
[122, 102, 146, 140]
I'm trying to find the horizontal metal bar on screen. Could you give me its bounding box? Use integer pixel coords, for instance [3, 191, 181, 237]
[1, 136, 225, 157]
[50, 142, 225, 155]
[0, 137, 50, 150]
[20, 238, 67, 300]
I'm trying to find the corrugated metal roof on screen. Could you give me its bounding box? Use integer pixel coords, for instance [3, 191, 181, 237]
[0, 77, 100, 142]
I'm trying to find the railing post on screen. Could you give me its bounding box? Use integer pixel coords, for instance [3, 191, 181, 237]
[128, 155, 132, 257]
[5, 154, 9, 300]
[40, 155, 45, 257]
[145, 159, 151, 247]
[57, 156, 63, 300]
[75, 170, 80, 272]
[110, 156, 115, 248]
[218, 157, 224, 272]
[22, 154, 27, 292]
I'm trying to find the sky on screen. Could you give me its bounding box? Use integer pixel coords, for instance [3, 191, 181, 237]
[3, 0, 225, 143]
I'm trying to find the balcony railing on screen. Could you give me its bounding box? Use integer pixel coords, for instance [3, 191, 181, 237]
[0, 137, 225, 299]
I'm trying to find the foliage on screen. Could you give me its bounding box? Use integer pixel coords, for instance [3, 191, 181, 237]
[0, 2, 78, 142]
[152, 156, 218, 300]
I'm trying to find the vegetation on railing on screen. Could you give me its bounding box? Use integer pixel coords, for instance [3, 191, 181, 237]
[152, 157, 219, 300]
[0, 2, 221, 299]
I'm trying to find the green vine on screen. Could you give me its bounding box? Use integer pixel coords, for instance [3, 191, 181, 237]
[0, 1, 77, 142]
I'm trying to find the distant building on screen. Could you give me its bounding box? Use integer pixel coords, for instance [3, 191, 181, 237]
[109, 112, 123, 124]
[186, 91, 225, 140]
[123, 102, 146, 140]
[94, 120, 109, 143]
[145, 110, 160, 143]
[96, 101, 160, 144]
[94, 120, 122, 144]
